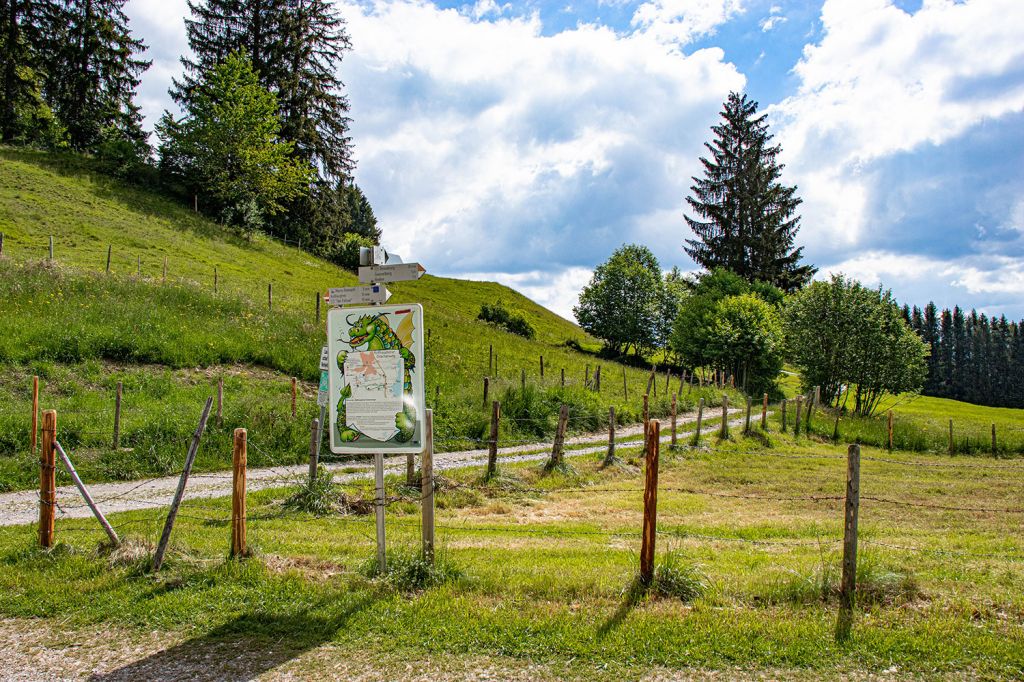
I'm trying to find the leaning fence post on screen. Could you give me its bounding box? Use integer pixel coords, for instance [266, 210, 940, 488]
[55, 441, 119, 546]
[720, 395, 729, 439]
[639, 420, 660, 585]
[670, 394, 677, 447]
[308, 418, 320, 485]
[39, 410, 56, 548]
[112, 381, 122, 450]
[836, 443, 861, 641]
[605, 406, 616, 465]
[153, 398, 213, 571]
[31, 376, 39, 456]
[422, 409, 435, 563]
[549, 404, 569, 469]
[486, 400, 500, 479]
[231, 428, 247, 558]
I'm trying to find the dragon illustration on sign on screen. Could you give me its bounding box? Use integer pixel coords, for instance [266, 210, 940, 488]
[335, 312, 417, 443]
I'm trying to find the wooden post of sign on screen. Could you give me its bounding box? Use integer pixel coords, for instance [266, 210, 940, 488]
[406, 449, 416, 487]
[720, 395, 729, 439]
[105, 245, 112, 273]
[482, 376, 489, 407]
[112, 381, 122, 449]
[291, 377, 297, 418]
[761, 393, 768, 430]
[374, 450, 386, 574]
[308, 418, 320, 485]
[422, 409, 435, 563]
[642, 393, 649, 431]
[217, 378, 224, 427]
[561, 368, 565, 387]
[54, 441, 119, 546]
[605, 406, 616, 465]
[30, 374, 38, 454]
[794, 396, 803, 436]
[781, 399, 788, 432]
[315, 292, 321, 324]
[992, 424, 997, 456]
[693, 398, 704, 445]
[639, 420, 660, 585]
[887, 410, 894, 450]
[670, 394, 677, 447]
[486, 400, 500, 479]
[540, 355, 544, 379]
[39, 410, 56, 548]
[948, 419, 954, 455]
[549, 404, 569, 469]
[231, 428, 247, 558]
[744, 396, 752, 435]
[268, 282, 273, 311]
[153, 398, 213, 571]
[622, 367, 628, 399]
[836, 443, 861, 641]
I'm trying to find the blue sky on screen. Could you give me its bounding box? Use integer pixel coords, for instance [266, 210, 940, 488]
[125, 0, 1024, 321]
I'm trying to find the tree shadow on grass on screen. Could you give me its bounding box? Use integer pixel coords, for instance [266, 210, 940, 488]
[90, 593, 378, 681]
[596, 575, 648, 640]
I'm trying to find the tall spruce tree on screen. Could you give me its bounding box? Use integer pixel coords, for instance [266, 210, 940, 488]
[684, 92, 814, 292]
[36, 0, 149, 152]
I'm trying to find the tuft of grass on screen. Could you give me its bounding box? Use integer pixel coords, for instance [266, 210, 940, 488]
[361, 547, 463, 591]
[651, 551, 710, 603]
[284, 468, 335, 516]
[754, 556, 921, 607]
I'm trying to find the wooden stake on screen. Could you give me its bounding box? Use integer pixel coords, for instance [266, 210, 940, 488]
[665, 370, 671, 393]
[761, 393, 768, 430]
[561, 367, 565, 387]
[217, 377, 224, 427]
[805, 391, 815, 432]
[495, 354, 499, 378]
[268, 282, 273, 311]
[887, 410, 894, 450]
[422, 409, 435, 563]
[605, 406, 616, 465]
[487, 400, 500, 479]
[162, 256, 167, 281]
[585, 364, 590, 388]
[781, 399, 788, 432]
[39, 410, 56, 548]
[153, 398, 213, 571]
[639, 420, 660, 585]
[112, 381, 122, 450]
[540, 355, 544, 378]
[549, 404, 569, 468]
[488, 345, 493, 375]
[315, 292, 321, 324]
[744, 396, 752, 435]
[231, 428, 247, 558]
[137, 255, 141, 277]
[48, 235, 53, 260]
[308, 418, 320, 485]
[105, 245, 111, 273]
[291, 377, 297, 418]
[693, 398, 704, 445]
[54, 441, 119, 546]
[992, 423, 997, 456]
[836, 443, 861, 641]
[30, 376, 39, 456]
[670, 394, 677, 447]
[720, 395, 729, 439]
[521, 368, 526, 391]
[0, 232, 4, 256]
[794, 395, 803, 436]
[623, 367, 628, 399]
[642, 393, 649, 431]
[595, 366, 601, 392]
[483, 376, 489, 407]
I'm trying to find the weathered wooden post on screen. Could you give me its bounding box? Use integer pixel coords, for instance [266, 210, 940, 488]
[268, 282, 273, 311]
[231, 428, 247, 558]
[39, 410, 56, 548]
[54, 442, 119, 546]
[948, 419, 954, 455]
[561, 367, 565, 387]
[520, 368, 526, 391]
[605, 406, 616, 465]
[483, 376, 489, 407]
[693, 398, 704, 445]
[761, 393, 768, 430]
[488, 345, 493, 375]
[486, 400, 500, 479]
[315, 292, 321, 323]
[639, 420, 660, 585]
[31, 376, 39, 456]
[781, 399, 788, 432]
[805, 391, 815, 432]
[217, 377, 224, 427]
[308, 418, 320, 485]
[105, 245, 112, 273]
[720, 395, 729, 439]
[112, 381, 122, 450]
[670, 394, 677, 447]
[136, 255, 141, 277]
[992, 423, 997, 456]
[744, 396, 752, 434]
[622, 367, 628, 399]
[642, 393, 649, 431]
[291, 377, 297, 418]
[595, 366, 601, 392]
[794, 395, 803, 436]
[887, 410, 894, 450]
[422, 409, 435, 563]
[48, 235, 53, 260]
[585, 364, 591, 388]
[162, 256, 167, 281]
[836, 443, 861, 641]
[549, 404, 569, 468]
[540, 355, 544, 379]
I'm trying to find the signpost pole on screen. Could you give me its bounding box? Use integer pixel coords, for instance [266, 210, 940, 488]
[374, 451, 387, 573]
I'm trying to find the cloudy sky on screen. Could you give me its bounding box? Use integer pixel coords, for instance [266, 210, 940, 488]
[126, 0, 1024, 321]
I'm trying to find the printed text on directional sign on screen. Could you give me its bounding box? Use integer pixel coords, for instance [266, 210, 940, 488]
[358, 263, 425, 284]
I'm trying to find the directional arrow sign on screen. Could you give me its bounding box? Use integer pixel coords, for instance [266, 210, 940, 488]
[358, 263, 425, 284]
[328, 284, 392, 306]
[319, 345, 330, 371]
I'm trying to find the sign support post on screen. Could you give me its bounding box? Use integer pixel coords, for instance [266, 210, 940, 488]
[374, 451, 386, 573]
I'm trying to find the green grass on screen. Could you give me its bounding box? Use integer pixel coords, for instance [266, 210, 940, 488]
[1, 430, 1022, 677]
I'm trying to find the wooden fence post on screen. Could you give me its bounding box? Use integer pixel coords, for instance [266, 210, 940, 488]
[268, 282, 273, 311]
[520, 368, 526, 391]
[605, 406, 616, 465]
[39, 410, 56, 548]
[308, 418, 320, 485]
[482, 376, 489, 408]
[291, 377, 297, 418]
[488, 345, 493, 375]
[693, 398, 704, 445]
[495, 354, 499, 378]
[315, 292, 321, 324]
[642, 393, 649, 431]
[549, 404, 569, 469]
[665, 370, 671, 393]
[836, 443, 861, 641]
[217, 378, 224, 427]
[585, 365, 590, 388]
[30, 374, 38, 454]
[805, 391, 815, 432]
[540, 355, 544, 378]
[595, 366, 601, 392]
[622, 367, 628, 399]
[781, 399, 788, 432]
[137, 255, 141, 277]
[231, 428, 247, 558]
[646, 371, 655, 398]
[486, 400, 500, 479]
[794, 395, 803, 436]
[561, 367, 565, 387]
[761, 393, 768, 430]
[54, 441, 119, 546]
[0, 232, 4, 256]
[422, 409, 435, 563]
[670, 394, 677, 447]
[48, 235, 53, 260]
[887, 410, 894, 450]
[162, 256, 167, 281]
[720, 395, 729, 439]
[112, 381, 122, 450]
[948, 419, 954, 455]
[105, 245, 112, 273]
[744, 396, 752, 434]
[153, 398, 213, 571]
[639, 420, 660, 585]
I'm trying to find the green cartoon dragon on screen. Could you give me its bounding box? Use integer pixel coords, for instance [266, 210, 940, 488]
[336, 312, 417, 443]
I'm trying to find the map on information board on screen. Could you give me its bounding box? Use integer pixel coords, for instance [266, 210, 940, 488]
[327, 304, 425, 454]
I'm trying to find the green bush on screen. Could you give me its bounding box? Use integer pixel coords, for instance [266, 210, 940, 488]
[478, 300, 536, 339]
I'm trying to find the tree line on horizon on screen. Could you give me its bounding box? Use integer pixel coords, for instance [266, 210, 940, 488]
[0, 0, 379, 266]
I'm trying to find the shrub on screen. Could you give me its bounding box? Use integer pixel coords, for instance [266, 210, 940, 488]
[478, 300, 536, 339]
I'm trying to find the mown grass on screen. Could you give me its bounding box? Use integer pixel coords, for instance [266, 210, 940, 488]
[1, 428, 1021, 677]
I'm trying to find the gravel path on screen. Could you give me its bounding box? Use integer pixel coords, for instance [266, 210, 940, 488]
[0, 409, 745, 527]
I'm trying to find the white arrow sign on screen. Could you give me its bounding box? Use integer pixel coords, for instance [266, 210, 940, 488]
[359, 263, 425, 284]
[327, 284, 392, 306]
[319, 345, 330, 371]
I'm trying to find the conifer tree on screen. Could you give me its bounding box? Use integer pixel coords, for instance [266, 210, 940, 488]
[684, 91, 814, 292]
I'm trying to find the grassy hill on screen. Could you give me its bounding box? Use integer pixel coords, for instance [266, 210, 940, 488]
[0, 147, 743, 489]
